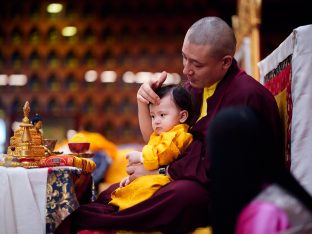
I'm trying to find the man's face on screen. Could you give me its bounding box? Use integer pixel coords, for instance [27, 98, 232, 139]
[182, 40, 224, 88]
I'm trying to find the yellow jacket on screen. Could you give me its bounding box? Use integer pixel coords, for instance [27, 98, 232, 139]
[142, 124, 193, 170]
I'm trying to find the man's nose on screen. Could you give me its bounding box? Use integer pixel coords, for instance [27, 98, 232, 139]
[183, 61, 193, 75]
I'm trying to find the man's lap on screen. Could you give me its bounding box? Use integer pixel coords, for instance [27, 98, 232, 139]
[56, 179, 210, 234]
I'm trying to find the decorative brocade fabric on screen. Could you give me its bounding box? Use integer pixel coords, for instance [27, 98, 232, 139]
[46, 167, 83, 234]
[263, 56, 292, 168]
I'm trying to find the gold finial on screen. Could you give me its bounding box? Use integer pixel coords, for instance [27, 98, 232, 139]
[22, 101, 30, 124]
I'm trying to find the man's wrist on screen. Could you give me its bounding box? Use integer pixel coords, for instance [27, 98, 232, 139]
[158, 166, 167, 175]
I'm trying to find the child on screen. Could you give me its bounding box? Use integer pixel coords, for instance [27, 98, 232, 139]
[31, 113, 43, 136]
[109, 84, 193, 210]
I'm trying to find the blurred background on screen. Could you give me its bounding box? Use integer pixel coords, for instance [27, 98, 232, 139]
[0, 0, 310, 153]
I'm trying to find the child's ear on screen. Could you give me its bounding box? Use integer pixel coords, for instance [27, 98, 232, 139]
[179, 110, 188, 123]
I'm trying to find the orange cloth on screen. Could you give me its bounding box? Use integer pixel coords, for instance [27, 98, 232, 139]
[104, 148, 133, 184]
[79, 131, 118, 160]
[56, 131, 118, 160]
[99, 147, 143, 192]
[142, 124, 193, 170]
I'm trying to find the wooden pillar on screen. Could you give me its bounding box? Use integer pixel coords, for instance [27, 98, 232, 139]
[232, 0, 262, 80]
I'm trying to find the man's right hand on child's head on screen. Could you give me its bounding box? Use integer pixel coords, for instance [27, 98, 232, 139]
[137, 71, 167, 105]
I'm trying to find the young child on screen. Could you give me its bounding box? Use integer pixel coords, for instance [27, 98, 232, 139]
[31, 113, 43, 136]
[109, 84, 193, 210]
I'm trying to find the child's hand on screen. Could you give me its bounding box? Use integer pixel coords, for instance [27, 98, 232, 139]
[126, 151, 143, 165]
[119, 176, 130, 187]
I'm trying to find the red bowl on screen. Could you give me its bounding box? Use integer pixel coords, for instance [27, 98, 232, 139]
[68, 142, 90, 154]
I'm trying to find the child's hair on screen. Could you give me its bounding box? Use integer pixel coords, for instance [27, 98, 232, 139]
[154, 84, 193, 124]
[31, 113, 43, 125]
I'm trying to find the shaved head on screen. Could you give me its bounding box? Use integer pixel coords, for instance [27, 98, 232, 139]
[185, 17, 236, 59]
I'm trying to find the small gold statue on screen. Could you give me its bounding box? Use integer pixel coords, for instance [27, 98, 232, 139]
[7, 101, 46, 164]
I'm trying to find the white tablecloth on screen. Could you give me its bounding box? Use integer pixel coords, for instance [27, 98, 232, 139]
[0, 167, 48, 234]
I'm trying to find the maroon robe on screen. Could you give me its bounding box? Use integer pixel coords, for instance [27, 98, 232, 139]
[55, 60, 282, 234]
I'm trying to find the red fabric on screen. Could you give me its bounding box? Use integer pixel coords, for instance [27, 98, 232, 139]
[263, 64, 292, 168]
[39, 155, 75, 167]
[263, 65, 291, 95]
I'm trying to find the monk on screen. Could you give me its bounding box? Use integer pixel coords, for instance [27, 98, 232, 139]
[55, 16, 283, 234]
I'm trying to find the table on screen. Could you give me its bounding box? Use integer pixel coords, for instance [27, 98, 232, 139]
[0, 166, 95, 234]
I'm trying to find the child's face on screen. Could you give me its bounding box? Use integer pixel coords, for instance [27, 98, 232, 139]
[35, 121, 43, 129]
[149, 93, 185, 135]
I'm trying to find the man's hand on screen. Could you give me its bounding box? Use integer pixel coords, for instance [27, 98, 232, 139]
[137, 71, 167, 105]
[137, 71, 168, 142]
[126, 162, 158, 183]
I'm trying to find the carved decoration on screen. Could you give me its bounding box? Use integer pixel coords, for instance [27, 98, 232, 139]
[232, 0, 262, 80]
[7, 101, 46, 163]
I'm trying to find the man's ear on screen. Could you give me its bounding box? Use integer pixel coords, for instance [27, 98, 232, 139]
[222, 55, 233, 70]
[179, 110, 188, 123]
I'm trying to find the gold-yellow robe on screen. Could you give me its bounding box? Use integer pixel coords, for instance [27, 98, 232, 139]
[109, 124, 193, 210]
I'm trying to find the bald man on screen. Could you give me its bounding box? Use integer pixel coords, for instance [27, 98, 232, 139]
[56, 17, 283, 234]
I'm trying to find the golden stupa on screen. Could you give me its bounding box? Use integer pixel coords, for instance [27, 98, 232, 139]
[7, 101, 46, 162]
